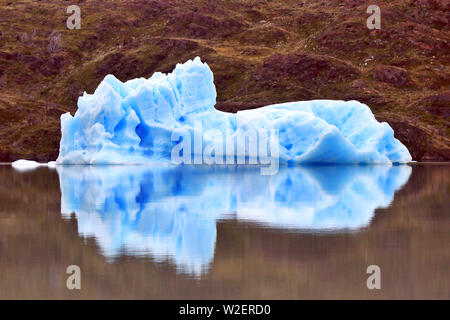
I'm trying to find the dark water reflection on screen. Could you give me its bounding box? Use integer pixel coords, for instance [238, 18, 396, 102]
[0, 164, 448, 299]
[57, 165, 411, 275]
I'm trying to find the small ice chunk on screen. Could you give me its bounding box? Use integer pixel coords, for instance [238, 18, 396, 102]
[12, 160, 43, 171]
[12, 159, 58, 171]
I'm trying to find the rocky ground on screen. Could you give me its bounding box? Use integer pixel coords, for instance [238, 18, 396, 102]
[0, 0, 449, 161]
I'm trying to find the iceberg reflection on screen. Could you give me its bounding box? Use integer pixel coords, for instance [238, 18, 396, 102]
[57, 165, 411, 274]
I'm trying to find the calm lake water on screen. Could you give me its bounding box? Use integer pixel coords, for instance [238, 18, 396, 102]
[0, 163, 448, 299]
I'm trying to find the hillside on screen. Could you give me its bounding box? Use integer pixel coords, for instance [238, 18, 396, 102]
[0, 0, 449, 161]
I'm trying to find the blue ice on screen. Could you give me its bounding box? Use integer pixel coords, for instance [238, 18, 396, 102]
[56, 57, 412, 165]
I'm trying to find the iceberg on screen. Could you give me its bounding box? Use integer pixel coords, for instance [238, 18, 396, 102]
[57, 165, 411, 274]
[56, 57, 412, 165]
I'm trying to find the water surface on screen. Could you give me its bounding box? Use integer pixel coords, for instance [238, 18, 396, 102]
[0, 164, 448, 299]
